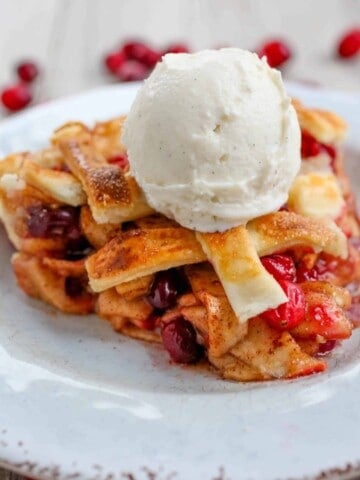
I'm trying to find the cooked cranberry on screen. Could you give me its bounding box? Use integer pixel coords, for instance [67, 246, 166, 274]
[1, 84, 32, 112]
[279, 203, 289, 212]
[257, 40, 291, 68]
[163, 43, 190, 54]
[161, 317, 202, 363]
[301, 131, 337, 162]
[296, 264, 319, 283]
[107, 153, 129, 170]
[16, 61, 39, 83]
[321, 143, 337, 161]
[104, 50, 126, 74]
[116, 60, 148, 82]
[261, 254, 296, 282]
[318, 339, 337, 355]
[27, 205, 80, 239]
[65, 276, 84, 297]
[301, 131, 321, 158]
[261, 280, 306, 330]
[337, 28, 360, 58]
[147, 269, 186, 309]
[65, 236, 93, 260]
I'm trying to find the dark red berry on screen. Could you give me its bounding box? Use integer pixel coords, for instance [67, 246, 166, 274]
[65, 276, 84, 297]
[65, 236, 93, 261]
[261, 254, 296, 282]
[296, 264, 319, 283]
[16, 61, 39, 83]
[318, 339, 337, 355]
[147, 269, 185, 310]
[27, 205, 80, 239]
[116, 60, 148, 82]
[337, 28, 360, 58]
[257, 40, 291, 68]
[123, 41, 160, 67]
[261, 280, 306, 330]
[161, 317, 202, 364]
[163, 43, 190, 54]
[1, 84, 32, 111]
[107, 153, 129, 170]
[104, 51, 126, 74]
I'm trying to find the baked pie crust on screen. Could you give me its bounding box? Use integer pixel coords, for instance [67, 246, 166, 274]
[0, 103, 359, 382]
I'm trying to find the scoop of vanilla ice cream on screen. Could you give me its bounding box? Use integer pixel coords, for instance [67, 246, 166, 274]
[122, 48, 301, 232]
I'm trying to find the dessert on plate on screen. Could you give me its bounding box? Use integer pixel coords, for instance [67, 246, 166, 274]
[0, 49, 359, 382]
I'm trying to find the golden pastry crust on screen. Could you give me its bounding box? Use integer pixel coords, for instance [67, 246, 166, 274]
[292, 98, 347, 144]
[0, 103, 358, 383]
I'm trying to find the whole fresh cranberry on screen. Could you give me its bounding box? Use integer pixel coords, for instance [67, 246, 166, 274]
[161, 317, 202, 363]
[261, 254, 296, 282]
[261, 280, 306, 330]
[147, 269, 186, 309]
[337, 28, 360, 58]
[1, 84, 32, 111]
[104, 50, 126, 74]
[257, 40, 291, 68]
[123, 41, 160, 67]
[116, 60, 148, 82]
[163, 43, 190, 54]
[16, 61, 39, 83]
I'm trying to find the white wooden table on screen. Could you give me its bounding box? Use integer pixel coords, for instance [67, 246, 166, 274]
[0, 0, 359, 478]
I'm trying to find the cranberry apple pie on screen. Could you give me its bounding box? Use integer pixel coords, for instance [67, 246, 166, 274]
[0, 49, 359, 382]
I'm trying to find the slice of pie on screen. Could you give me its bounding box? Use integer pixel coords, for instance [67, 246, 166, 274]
[0, 101, 359, 382]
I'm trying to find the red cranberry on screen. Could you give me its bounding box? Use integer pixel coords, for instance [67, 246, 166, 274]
[1, 84, 32, 112]
[107, 153, 129, 170]
[318, 339, 337, 355]
[321, 143, 337, 161]
[301, 131, 337, 164]
[116, 60, 148, 82]
[16, 61, 39, 83]
[261, 254, 296, 282]
[161, 317, 202, 364]
[163, 43, 190, 54]
[337, 28, 360, 58]
[257, 40, 291, 68]
[147, 269, 186, 310]
[296, 264, 319, 283]
[123, 41, 160, 67]
[261, 280, 306, 330]
[104, 51, 126, 74]
[65, 276, 84, 297]
[301, 131, 321, 158]
[27, 205, 80, 239]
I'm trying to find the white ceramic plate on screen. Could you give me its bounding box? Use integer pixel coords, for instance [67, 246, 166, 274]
[0, 83, 360, 480]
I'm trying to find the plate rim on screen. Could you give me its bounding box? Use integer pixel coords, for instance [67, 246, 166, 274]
[1, 81, 360, 480]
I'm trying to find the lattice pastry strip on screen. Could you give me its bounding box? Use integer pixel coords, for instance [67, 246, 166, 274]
[52, 122, 153, 224]
[292, 99, 347, 144]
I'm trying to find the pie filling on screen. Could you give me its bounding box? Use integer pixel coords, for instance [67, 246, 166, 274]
[0, 102, 359, 382]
